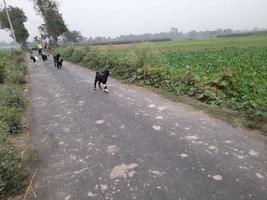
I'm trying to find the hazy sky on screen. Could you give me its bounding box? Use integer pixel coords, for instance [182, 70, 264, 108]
[0, 0, 267, 42]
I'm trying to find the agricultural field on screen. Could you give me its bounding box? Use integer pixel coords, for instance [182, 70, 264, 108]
[57, 35, 267, 130]
[151, 35, 267, 50]
[0, 51, 32, 197]
[96, 35, 267, 51]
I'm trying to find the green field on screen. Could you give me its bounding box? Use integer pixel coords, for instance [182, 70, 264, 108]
[152, 35, 267, 50]
[57, 35, 267, 128]
[96, 35, 267, 51]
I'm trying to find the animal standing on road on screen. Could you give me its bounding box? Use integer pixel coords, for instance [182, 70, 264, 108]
[56, 58, 64, 69]
[41, 53, 48, 62]
[94, 70, 110, 93]
[53, 54, 64, 69]
[30, 55, 39, 65]
[53, 55, 58, 67]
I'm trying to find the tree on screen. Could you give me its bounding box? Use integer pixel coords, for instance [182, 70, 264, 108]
[38, 24, 49, 40]
[30, 0, 68, 45]
[63, 30, 83, 43]
[0, 6, 29, 48]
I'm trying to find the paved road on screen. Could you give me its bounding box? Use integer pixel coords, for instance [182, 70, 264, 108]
[28, 56, 267, 200]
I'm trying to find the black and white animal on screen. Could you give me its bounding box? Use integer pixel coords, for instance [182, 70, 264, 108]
[94, 70, 110, 93]
[41, 53, 48, 62]
[30, 55, 39, 65]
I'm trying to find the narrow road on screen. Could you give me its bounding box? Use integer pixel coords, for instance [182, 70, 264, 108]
[28, 56, 267, 200]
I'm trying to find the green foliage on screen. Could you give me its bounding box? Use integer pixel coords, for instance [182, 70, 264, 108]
[6, 66, 27, 85]
[63, 30, 83, 43]
[0, 86, 26, 110]
[0, 51, 29, 197]
[0, 54, 7, 83]
[149, 35, 267, 50]
[0, 52, 26, 135]
[56, 39, 267, 122]
[0, 129, 28, 196]
[71, 49, 87, 63]
[0, 106, 22, 135]
[0, 51, 27, 84]
[0, 6, 29, 47]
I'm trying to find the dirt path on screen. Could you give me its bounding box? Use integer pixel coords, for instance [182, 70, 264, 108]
[28, 56, 267, 200]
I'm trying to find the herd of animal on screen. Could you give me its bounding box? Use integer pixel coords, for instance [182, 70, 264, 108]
[30, 49, 64, 70]
[30, 49, 110, 93]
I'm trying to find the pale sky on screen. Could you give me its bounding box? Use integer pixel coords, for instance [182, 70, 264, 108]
[0, 0, 267, 42]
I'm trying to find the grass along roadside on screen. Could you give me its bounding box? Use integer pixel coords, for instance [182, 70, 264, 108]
[56, 36, 267, 133]
[142, 85, 266, 135]
[0, 50, 37, 199]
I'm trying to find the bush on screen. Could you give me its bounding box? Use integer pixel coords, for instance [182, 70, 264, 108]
[0, 107, 22, 135]
[6, 63, 27, 84]
[70, 49, 86, 63]
[60, 47, 74, 58]
[0, 62, 7, 84]
[0, 50, 30, 197]
[6, 71, 26, 84]
[81, 47, 99, 67]
[0, 86, 26, 110]
[0, 132, 28, 196]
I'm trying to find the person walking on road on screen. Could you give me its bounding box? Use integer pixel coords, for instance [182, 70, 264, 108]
[38, 42, 43, 55]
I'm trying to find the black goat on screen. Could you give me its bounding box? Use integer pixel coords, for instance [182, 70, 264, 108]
[41, 53, 48, 62]
[38, 48, 42, 55]
[53, 55, 57, 67]
[53, 54, 63, 69]
[94, 70, 110, 93]
[56, 59, 64, 69]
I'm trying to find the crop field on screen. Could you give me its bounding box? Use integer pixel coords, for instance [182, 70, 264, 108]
[57, 35, 267, 128]
[151, 35, 267, 50]
[96, 35, 267, 51]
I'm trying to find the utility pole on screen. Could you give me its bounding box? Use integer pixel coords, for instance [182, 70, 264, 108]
[2, 0, 20, 48]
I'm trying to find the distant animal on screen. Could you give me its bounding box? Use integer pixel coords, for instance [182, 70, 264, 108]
[56, 58, 64, 69]
[53, 55, 58, 67]
[94, 69, 110, 93]
[38, 48, 42, 55]
[54, 54, 63, 69]
[30, 55, 39, 65]
[41, 53, 48, 62]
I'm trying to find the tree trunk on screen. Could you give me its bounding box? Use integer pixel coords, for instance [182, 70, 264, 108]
[50, 34, 58, 47]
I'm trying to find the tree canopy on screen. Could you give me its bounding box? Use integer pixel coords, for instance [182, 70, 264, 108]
[30, 0, 68, 45]
[0, 6, 29, 47]
[63, 30, 83, 43]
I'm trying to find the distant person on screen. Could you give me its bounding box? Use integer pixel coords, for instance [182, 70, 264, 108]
[37, 42, 43, 55]
[42, 43, 49, 56]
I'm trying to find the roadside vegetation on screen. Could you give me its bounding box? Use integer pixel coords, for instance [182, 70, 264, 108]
[56, 36, 267, 132]
[0, 50, 32, 197]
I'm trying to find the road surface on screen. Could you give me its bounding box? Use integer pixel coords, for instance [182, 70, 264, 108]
[28, 56, 267, 200]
